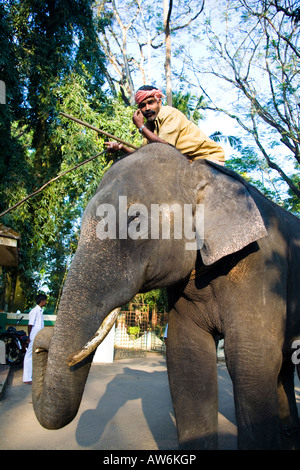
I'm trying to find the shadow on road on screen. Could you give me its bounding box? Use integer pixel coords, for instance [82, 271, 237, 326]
[76, 366, 177, 449]
[76, 361, 238, 450]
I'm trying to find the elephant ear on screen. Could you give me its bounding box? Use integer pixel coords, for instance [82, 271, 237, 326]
[193, 161, 268, 266]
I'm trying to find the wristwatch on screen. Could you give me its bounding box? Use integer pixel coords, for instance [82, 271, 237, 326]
[139, 125, 145, 134]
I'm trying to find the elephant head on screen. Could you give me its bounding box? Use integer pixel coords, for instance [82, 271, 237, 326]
[32, 143, 267, 430]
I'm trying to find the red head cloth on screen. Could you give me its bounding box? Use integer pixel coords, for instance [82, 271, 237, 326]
[135, 88, 165, 105]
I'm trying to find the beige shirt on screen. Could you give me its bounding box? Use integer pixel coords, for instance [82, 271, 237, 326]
[144, 105, 225, 162]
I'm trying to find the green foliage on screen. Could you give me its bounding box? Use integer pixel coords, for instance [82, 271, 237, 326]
[129, 289, 168, 314]
[285, 170, 300, 215]
[209, 131, 300, 213]
[172, 90, 205, 123]
[0, 0, 148, 312]
[127, 326, 140, 339]
[97, 95, 143, 151]
[0, 0, 110, 310]
[225, 144, 286, 206]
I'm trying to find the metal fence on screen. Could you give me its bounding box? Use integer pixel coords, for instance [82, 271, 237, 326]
[114, 304, 168, 353]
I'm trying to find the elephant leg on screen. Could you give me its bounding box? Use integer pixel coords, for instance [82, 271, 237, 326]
[225, 336, 282, 449]
[277, 359, 300, 449]
[166, 308, 218, 450]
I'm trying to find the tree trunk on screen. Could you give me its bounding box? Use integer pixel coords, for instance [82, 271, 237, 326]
[164, 0, 173, 106]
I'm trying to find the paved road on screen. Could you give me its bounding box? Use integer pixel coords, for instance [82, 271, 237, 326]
[0, 354, 238, 450]
[0, 353, 298, 451]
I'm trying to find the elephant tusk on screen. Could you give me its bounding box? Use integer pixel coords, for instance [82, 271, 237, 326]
[35, 348, 45, 354]
[66, 308, 120, 367]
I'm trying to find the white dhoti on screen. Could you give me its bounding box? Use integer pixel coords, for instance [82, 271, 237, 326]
[23, 341, 33, 382]
[22, 304, 44, 383]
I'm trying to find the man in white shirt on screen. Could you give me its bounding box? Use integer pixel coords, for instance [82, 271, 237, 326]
[23, 293, 47, 384]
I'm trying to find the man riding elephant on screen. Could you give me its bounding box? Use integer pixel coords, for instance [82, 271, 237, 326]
[105, 85, 225, 165]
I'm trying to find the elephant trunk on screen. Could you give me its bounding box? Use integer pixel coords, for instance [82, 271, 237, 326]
[31, 287, 110, 430]
[32, 325, 94, 430]
[31, 248, 140, 430]
[31, 207, 145, 430]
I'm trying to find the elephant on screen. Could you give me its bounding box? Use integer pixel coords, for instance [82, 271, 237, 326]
[32, 142, 300, 450]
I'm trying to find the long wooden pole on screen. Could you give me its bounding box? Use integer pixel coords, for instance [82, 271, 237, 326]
[1, 112, 138, 218]
[0, 150, 106, 218]
[60, 112, 138, 150]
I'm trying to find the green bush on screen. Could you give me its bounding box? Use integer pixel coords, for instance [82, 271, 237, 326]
[127, 326, 140, 339]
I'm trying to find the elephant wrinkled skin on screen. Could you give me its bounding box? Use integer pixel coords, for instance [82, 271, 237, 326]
[33, 143, 300, 450]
